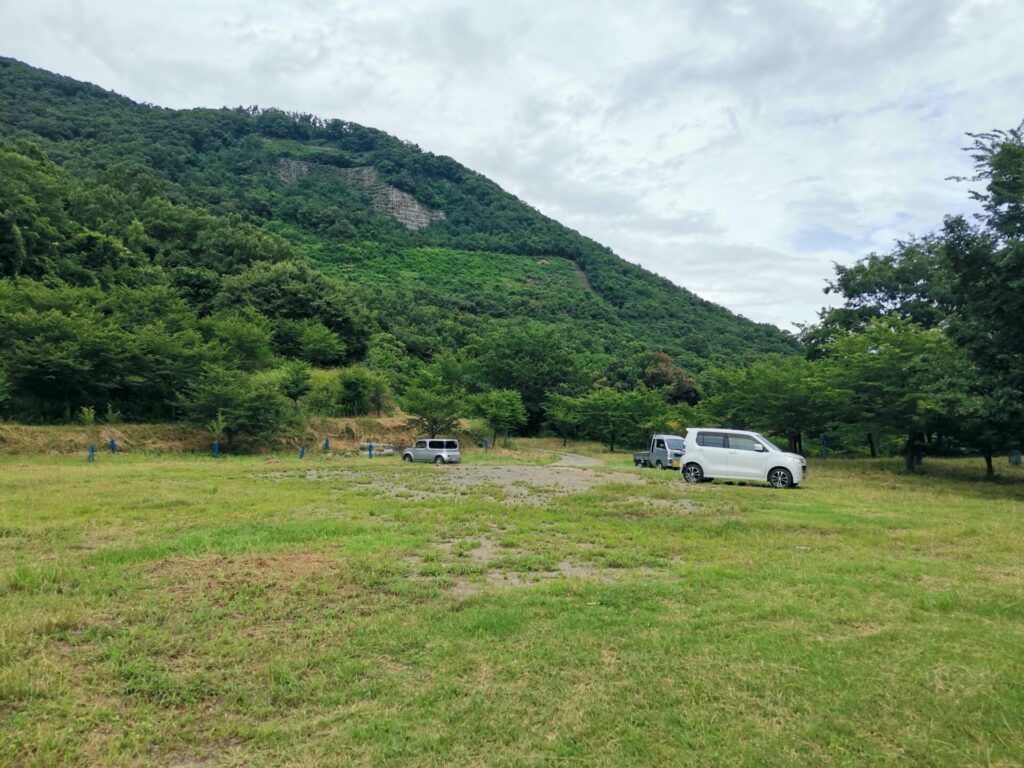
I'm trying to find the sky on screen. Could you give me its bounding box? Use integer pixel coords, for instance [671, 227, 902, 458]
[2, 0, 1022, 330]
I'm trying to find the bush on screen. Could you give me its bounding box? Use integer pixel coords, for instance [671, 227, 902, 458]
[337, 366, 393, 417]
[179, 365, 295, 443]
[299, 368, 341, 416]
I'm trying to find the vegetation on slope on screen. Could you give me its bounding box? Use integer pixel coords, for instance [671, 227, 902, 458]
[0, 57, 798, 432]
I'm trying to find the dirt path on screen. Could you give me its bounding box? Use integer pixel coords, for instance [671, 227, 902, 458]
[533, 449, 602, 467]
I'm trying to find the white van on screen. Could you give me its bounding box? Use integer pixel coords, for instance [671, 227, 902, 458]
[681, 428, 806, 488]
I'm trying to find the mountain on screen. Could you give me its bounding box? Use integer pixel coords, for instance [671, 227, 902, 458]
[0, 57, 799, 426]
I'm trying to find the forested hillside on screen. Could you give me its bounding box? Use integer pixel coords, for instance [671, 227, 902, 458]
[0, 57, 797, 433]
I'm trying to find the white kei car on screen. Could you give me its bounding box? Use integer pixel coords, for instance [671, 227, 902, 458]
[680, 428, 806, 488]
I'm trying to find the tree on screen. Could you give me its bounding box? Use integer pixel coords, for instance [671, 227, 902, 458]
[818, 317, 969, 472]
[543, 393, 583, 446]
[215, 261, 370, 363]
[643, 351, 698, 404]
[401, 370, 463, 438]
[556, 386, 666, 451]
[472, 389, 526, 446]
[277, 359, 312, 402]
[337, 366, 391, 417]
[473, 322, 585, 432]
[178, 366, 294, 444]
[0, 366, 9, 415]
[203, 309, 275, 372]
[693, 356, 824, 454]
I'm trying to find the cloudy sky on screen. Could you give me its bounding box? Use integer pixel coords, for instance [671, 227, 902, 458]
[2, 0, 1022, 329]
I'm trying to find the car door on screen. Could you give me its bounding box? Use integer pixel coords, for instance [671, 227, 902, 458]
[653, 438, 667, 464]
[696, 431, 729, 475]
[725, 434, 769, 479]
[413, 440, 427, 461]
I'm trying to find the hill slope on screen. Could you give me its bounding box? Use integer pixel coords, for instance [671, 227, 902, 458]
[0, 57, 798, 425]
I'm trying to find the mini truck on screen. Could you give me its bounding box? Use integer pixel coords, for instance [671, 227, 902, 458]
[633, 434, 686, 469]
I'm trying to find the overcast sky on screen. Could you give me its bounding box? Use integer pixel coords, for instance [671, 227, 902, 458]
[2, 0, 1022, 330]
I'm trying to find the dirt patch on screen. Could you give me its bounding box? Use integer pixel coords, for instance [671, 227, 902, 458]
[977, 565, 1024, 586]
[145, 552, 341, 601]
[435, 536, 649, 596]
[446, 465, 640, 505]
[267, 463, 642, 506]
[448, 560, 627, 597]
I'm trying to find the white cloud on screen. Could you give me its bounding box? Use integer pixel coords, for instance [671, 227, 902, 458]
[2, 0, 1022, 329]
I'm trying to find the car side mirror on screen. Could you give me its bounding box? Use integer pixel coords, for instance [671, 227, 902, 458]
[755, 444, 766, 452]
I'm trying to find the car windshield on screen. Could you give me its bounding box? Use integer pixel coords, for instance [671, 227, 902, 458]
[755, 434, 783, 452]
[665, 438, 685, 450]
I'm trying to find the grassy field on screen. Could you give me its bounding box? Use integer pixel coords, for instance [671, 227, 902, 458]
[1, 444, 1022, 766]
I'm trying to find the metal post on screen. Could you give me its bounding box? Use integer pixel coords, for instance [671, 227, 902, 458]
[212, 440, 220, 459]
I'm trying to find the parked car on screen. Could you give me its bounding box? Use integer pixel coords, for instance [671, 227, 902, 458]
[680, 428, 806, 488]
[633, 434, 686, 469]
[402, 438, 461, 464]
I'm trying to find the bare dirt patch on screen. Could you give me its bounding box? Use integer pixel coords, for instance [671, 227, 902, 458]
[145, 552, 341, 601]
[433, 534, 653, 597]
[445, 464, 641, 505]
[264, 463, 643, 506]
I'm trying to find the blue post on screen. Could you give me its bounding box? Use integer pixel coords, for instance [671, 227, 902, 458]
[87, 443, 95, 462]
[819, 434, 828, 459]
[323, 436, 330, 452]
[368, 442, 373, 459]
[212, 440, 220, 459]
[482, 438, 489, 453]
[108, 438, 117, 454]
[299, 445, 306, 459]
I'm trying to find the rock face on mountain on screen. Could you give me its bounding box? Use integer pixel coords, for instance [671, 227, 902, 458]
[276, 158, 445, 230]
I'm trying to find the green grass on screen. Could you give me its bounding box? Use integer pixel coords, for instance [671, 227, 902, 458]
[1, 446, 1022, 766]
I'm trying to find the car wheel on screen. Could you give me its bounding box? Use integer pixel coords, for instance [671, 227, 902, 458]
[682, 463, 703, 483]
[655, 460, 664, 470]
[634, 459, 642, 467]
[434, 456, 445, 465]
[768, 467, 793, 488]
[402, 453, 412, 462]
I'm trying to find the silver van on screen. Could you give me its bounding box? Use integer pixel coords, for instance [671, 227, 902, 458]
[402, 438, 461, 464]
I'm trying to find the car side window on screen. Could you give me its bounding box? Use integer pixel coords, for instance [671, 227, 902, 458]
[697, 432, 726, 448]
[415, 440, 427, 449]
[727, 435, 760, 451]
[655, 439, 665, 449]
[445, 440, 458, 450]
[428, 440, 443, 449]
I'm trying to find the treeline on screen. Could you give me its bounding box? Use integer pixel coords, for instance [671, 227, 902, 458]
[0, 134, 703, 439]
[681, 124, 1024, 476]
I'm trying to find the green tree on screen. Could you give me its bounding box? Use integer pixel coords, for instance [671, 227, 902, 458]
[401, 370, 463, 438]
[204, 309, 275, 372]
[178, 366, 294, 444]
[474, 322, 585, 432]
[543, 394, 583, 446]
[694, 356, 824, 454]
[472, 389, 527, 446]
[277, 359, 312, 402]
[556, 386, 666, 451]
[819, 316, 969, 472]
